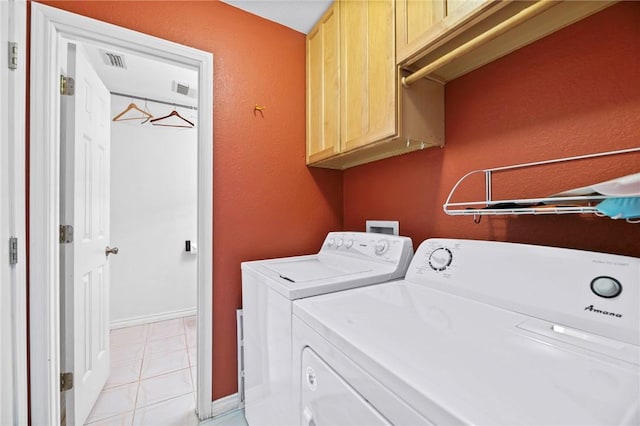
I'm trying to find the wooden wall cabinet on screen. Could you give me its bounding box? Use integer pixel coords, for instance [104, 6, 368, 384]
[306, 0, 444, 170]
[396, 0, 616, 83]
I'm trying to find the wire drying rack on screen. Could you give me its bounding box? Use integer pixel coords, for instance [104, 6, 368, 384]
[443, 147, 640, 222]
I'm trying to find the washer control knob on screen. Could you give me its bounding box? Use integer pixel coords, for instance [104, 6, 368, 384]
[375, 240, 389, 255]
[346, 239, 354, 249]
[428, 247, 453, 271]
[591, 276, 622, 298]
[327, 238, 335, 247]
[337, 239, 344, 248]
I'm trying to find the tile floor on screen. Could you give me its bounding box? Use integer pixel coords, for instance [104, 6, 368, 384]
[201, 409, 248, 426]
[85, 316, 199, 426]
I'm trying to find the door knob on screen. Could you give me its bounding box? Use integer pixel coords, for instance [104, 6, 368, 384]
[105, 246, 119, 256]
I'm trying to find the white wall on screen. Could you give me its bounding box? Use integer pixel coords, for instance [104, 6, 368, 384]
[110, 95, 197, 326]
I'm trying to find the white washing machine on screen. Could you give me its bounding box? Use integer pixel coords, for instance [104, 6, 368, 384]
[241, 231, 414, 426]
[293, 239, 640, 425]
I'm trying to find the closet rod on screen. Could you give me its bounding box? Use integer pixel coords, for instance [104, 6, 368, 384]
[111, 91, 198, 111]
[401, 0, 557, 87]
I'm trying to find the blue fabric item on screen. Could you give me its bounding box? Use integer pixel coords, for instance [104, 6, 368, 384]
[596, 197, 640, 219]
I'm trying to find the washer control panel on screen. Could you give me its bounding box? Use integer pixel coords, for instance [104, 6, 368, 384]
[321, 232, 413, 265]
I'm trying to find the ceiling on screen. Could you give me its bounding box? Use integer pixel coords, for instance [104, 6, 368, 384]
[83, 42, 199, 109]
[220, 0, 331, 34]
[82, 2, 328, 110]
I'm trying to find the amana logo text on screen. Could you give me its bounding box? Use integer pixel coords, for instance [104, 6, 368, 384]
[584, 305, 623, 318]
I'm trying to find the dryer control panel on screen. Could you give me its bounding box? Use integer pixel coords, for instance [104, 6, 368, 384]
[406, 238, 640, 347]
[321, 232, 414, 267]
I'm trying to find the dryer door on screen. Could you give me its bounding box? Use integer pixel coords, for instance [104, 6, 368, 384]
[301, 347, 391, 426]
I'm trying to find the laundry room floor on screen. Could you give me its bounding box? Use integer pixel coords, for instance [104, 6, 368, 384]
[85, 316, 199, 425]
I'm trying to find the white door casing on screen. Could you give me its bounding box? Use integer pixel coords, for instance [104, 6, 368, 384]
[29, 4, 214, 424]
[61, 42, 111, 425]
[0, 1, 28, 425]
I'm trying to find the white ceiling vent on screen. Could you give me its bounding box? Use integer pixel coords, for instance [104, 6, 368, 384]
[174, 81, 190, 96]
[101, 50, 127, 69]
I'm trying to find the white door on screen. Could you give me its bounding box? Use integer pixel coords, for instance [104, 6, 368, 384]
[61, 42, 112, 426]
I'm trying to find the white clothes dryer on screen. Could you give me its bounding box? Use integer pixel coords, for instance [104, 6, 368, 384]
[241, 231, 414, 426]
[293, 239, 639, 425]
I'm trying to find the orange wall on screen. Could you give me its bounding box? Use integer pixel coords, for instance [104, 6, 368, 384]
[35, 1, 343, 399]
[31, 0, 639, 404]
[344, 2, 640, 258]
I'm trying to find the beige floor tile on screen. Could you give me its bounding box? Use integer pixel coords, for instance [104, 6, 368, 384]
[187, 345, 197, 367]
[136, 368, 192, 409]
[145, 334, 187, 357]
[85, 383, 138, 424]
[84, 411, 134, 426]
[186, 328, 197, 348]
[132, 394, 198, 426]
[111, 343, 145, 364]
[148, 318, 185, 341]
[140, 349, 189, 379]
[190, 367, 197, 392]
[105, 359, 142, 389]
[110, 325, 148, 349]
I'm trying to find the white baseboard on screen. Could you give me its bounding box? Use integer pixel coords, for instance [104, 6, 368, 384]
[110, 307, 197, 329]
[210, 392, 241, 418]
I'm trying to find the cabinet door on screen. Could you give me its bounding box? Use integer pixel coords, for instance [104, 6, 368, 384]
[446, 0, 491, 21]
[396, 0, 446, 62]
[396, 0, 495, 65]
[306, 4, 340, 164]
[341, 0, 396, 153]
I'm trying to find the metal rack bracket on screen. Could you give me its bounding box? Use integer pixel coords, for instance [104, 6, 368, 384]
[443, 147, 640, 222]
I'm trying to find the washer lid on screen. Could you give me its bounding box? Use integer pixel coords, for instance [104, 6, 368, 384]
[294, 281, 640, 426]
[265, 258, 372, 283]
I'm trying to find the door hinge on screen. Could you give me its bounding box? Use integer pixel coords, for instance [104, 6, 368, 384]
[60, 75, 75, 96]
[8, 42, 18, 70]
[60, 225, 74, 243]
[60, 372, 73, 392]
[9, 237, 18, 265]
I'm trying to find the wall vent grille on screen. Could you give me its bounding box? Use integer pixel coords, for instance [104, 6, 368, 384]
[176, 82, 190, 96]
[103, 52, 126, 69]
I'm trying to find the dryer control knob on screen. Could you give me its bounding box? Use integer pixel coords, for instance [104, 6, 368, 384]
[591, 276, 622, 298]
[375, 240, 389, 255]
[337, 239, 344, 248]
[327, 238, 335, 247]
[428, 247, 453, 271]
[346, 239, 354, 249]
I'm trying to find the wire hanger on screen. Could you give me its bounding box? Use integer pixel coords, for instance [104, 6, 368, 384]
[150, 108, 195, 128]
[112, 102, 154, 122]
[140, 100, 153, 124]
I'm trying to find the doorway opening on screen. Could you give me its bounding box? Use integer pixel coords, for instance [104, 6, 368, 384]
[59, 40, 200, 425]
[29, 4, 213, 425]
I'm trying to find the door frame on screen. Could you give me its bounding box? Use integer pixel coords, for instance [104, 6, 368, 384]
[0, 1, 28, 425]
[29, 3, 214, 424]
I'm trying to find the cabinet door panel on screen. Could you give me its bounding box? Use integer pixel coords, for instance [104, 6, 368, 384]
[446, 0, 489, 20]
[306, 4, 340, 163]
[409, 0, 446, 40]
[341, 0, 368, 145]
[368, 0, 396, 138]
[341, 0, 396, 152]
